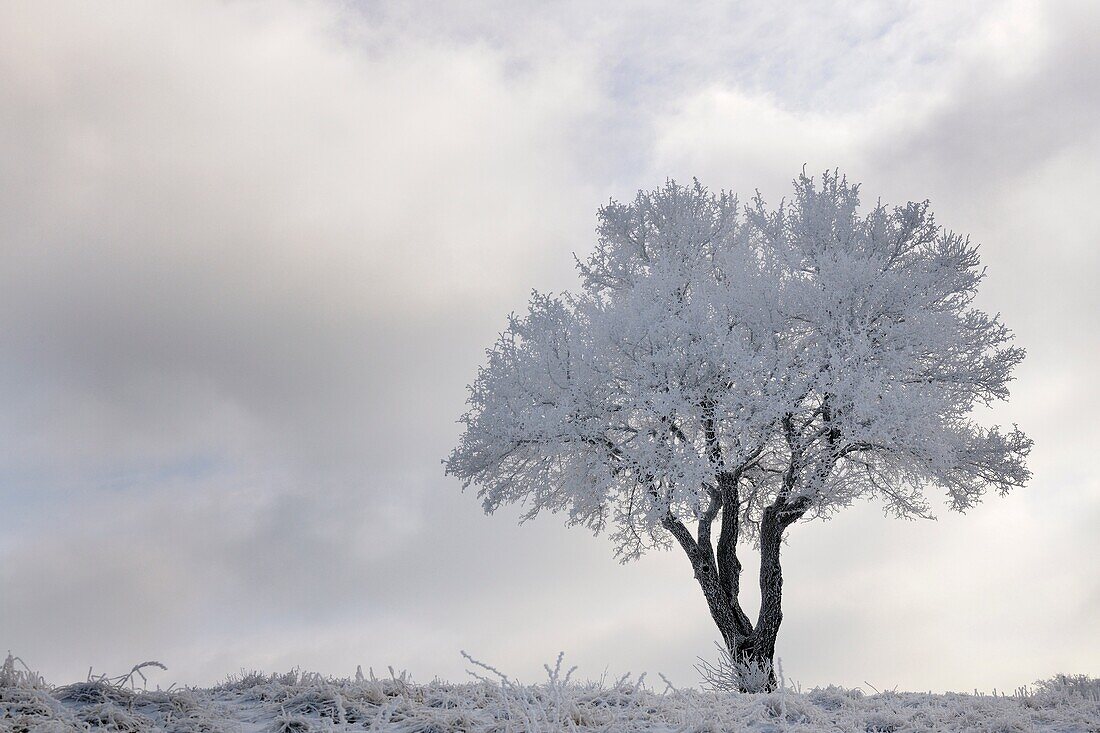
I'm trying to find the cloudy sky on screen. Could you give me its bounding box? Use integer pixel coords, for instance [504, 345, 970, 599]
[2, 0, 1097, 693]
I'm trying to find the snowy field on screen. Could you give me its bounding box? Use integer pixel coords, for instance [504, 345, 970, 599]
[3, 653, 1098, 732]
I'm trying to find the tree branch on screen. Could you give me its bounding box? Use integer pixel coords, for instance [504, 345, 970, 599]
[701, 398, 724, 468]
[716, 470, 754, 636]
[696, 483, 722, 565]
[661, 509, 699, 563]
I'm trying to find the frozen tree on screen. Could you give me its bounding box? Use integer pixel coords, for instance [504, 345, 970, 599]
[445, 171, 1031, 691]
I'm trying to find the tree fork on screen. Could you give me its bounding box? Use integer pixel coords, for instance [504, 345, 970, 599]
[663, 509, 750, 658]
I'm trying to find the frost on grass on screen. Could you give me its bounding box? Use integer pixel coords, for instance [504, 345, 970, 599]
[1, 652, 1097, 732]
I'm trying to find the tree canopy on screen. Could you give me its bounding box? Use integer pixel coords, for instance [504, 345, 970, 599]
[446, 171, 1031, 564]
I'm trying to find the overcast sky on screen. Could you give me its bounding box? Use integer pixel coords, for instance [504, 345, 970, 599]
[1, 0, 1097, 693]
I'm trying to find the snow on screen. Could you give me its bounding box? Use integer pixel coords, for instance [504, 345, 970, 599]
[4, 654, 1097, 732]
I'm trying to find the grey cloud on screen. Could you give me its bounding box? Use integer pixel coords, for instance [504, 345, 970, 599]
[876, 1, 1100, 196]
[0, 1, 596, 479]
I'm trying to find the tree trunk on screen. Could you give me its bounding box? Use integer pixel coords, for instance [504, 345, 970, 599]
[749, 505, 786, 690]
[667, 473, 803, 693]
[703, 504, 791, 692]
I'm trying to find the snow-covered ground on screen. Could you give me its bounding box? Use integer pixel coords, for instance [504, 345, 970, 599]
[3, 653, 1098, 732]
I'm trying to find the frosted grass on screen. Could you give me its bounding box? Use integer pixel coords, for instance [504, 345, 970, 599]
[3, 653, 1097, 732]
